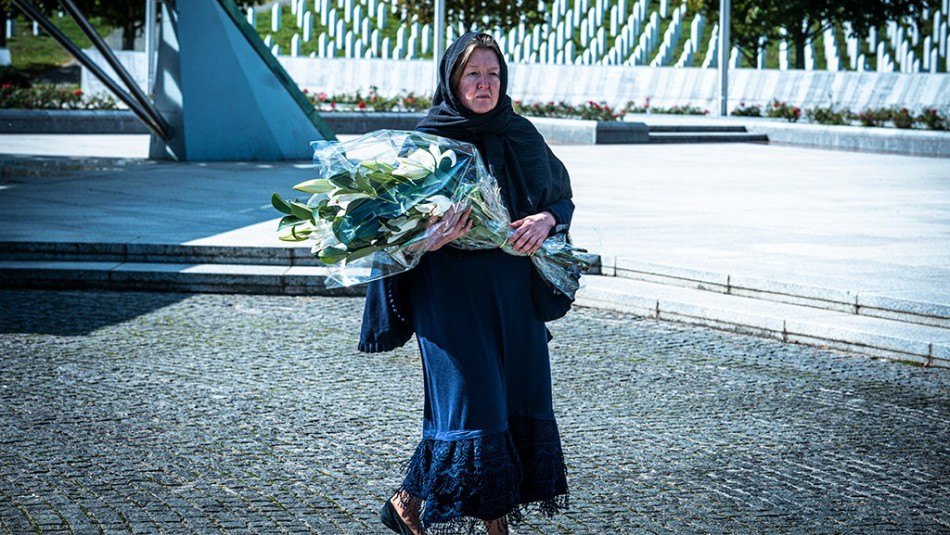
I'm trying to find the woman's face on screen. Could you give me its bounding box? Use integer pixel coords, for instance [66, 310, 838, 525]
[456, 48, 501, 114]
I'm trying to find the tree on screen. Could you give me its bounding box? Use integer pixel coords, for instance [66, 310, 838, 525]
[392, 0, 545, 31]
[687, 1, 784, 66]
[692, 0, 939, 69]
[71, 0, 142, 50]
[3, 0, 60, 49]
[1, 1, 10, 49]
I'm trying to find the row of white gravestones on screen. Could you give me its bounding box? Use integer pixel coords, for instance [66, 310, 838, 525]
[252, 0, 949, 72]
[650, 5, 685, 66]
[608, 12, 646, 62]
[0, 19, 43, 39]
[8, 20, 44, 37]
[248, 1, 395, 39]
[823, 26, 840, 71]
[700, 24, 718, 68]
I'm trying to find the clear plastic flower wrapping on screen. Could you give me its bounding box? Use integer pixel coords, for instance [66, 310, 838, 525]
[284, 129, 594, 297]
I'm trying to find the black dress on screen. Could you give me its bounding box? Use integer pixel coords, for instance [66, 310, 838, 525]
[359, 30, 575, 530]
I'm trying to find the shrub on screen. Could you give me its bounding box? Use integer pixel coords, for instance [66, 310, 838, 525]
[805, 105, 850, 125]
[891, 107, 914, 129]
[855, 107, 891, 127]
[303, 86, 431, 112]
[0, 83, 117, 110]
[731, 102, 762, 117]
[623, 98, 650, 114]
[575, 100, 625, 121]
[766, 99, 801, 122]
[512, 99, 624, 121]
[651, 104, 709, 115]
[915, 108, 947, 130]
[0, 67, 31, 89]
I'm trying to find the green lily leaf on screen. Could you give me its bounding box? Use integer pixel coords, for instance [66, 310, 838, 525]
[344, 243, 389, 263]
[277, 214, 306, 231]
[359, 161, 381, 172]
[271, 193, 293, 215]
[293, 178, 336, 194]
[328, 172, 357, 191]
[318, 246, 349, 264]
[289, 201, 314, 222]
[317, 203, 343, 219]
[365, 170, 393, 184]
[278, 226, 313, 241]
[354, 169, 374, 193]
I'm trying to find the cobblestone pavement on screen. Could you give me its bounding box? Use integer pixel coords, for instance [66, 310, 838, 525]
[1, 290, 948, 534]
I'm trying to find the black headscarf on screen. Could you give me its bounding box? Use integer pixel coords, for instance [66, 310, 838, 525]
[415, 32, 573, 223]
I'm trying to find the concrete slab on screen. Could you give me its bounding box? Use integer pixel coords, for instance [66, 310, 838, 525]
[0, 134, 150, 158]
[576, 275, 949, 365]
[0, 134, 947, 362]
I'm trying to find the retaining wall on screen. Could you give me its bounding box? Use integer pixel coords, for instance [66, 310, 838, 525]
[80, 50, 950, 112]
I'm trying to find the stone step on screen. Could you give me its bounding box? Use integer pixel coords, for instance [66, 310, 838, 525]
[0, 241, 312, 266]
[5, 241, 945, 330]
[575, 275, 950, 367]
[649, 132, 770, 143]
[0, 260, 363, 296]
[600, 258, 950, 330]
[3, 259, 948, 366]
[647, 125, 750, 133]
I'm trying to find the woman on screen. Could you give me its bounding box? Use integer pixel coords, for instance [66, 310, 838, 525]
[359, 32, 574, 534]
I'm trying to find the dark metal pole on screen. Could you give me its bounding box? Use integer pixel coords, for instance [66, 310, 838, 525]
[10, 0, 171, 139]
[57, 0, 171, 138]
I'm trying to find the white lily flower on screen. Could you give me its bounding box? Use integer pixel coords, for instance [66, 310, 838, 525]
[414, 195, 455, 218]
[386, 216, 423, 243]
[428, 143, 457, 170]
[392, 145, 459, 181]
[392, 148, 437, 180]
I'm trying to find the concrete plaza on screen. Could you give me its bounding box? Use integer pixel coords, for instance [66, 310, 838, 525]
[0, 131, 948, 362]
[1, 289, 948, 533]
[0, 131, 949, 532]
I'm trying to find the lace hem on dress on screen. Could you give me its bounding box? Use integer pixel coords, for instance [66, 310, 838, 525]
[396, 415, 569, 533]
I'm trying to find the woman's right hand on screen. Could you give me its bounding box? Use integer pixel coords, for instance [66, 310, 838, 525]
[426, 206, 473, 251]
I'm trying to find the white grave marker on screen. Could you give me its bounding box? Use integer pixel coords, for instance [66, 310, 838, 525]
[291, 33, 301, 56]
[303, 12, 313, 41]
[271, 3, 281, 32]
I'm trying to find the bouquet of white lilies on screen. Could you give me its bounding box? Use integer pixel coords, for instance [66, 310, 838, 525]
[272, 129, 594, 296]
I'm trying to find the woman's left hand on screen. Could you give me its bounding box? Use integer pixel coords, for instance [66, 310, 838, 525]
[509, 211, 556, 255]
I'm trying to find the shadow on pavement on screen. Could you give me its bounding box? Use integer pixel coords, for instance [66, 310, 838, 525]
[0, 289, 188, 336]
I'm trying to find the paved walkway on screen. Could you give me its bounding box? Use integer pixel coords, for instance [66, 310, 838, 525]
[1, 133, 948, 363]
[1, 290, 948, 534]
[0, 134, 949, 532]
[0, 134, 947, 303]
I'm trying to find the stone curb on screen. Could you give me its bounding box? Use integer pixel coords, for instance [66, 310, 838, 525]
[603, 256, 950, 330]
[575, 275, 950, 368]
[4, 241, 946, 330]
[744, 120, 950, 158]
[3, 257, 949, 367]
[5, 110, 949, 155]
[0, 260, 363, 296]
[0, 241, 315, 266]
[0, 110, 652, 145]
[0, 109, 150, 134]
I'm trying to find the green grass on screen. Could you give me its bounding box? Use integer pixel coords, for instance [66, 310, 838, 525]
[5, 14, 114, 79]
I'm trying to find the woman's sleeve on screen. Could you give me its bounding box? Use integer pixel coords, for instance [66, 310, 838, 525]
[358, 272, 414, 352]
[539, 141, 574, 234]
[542, 197, 574, 234]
